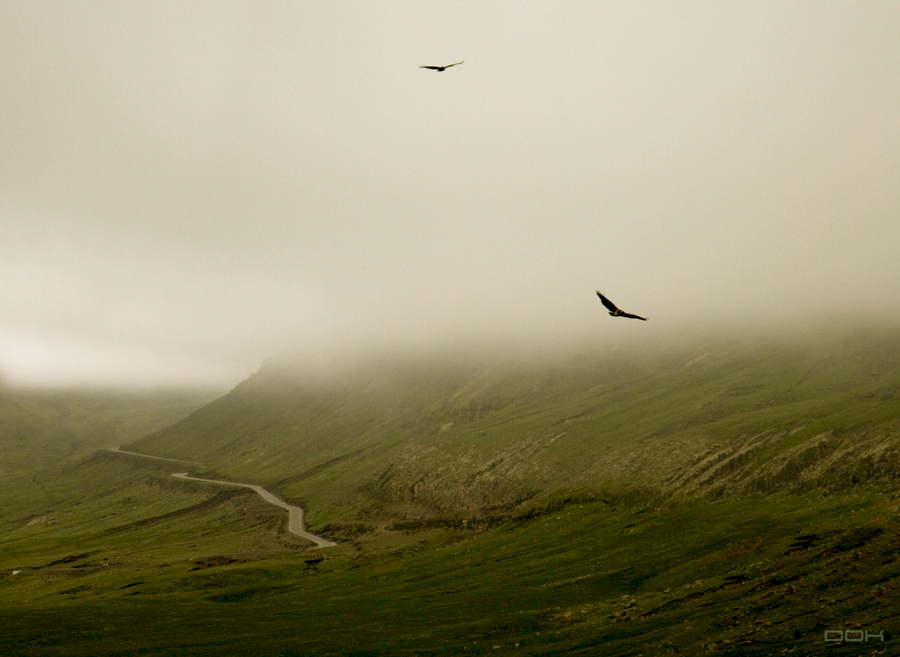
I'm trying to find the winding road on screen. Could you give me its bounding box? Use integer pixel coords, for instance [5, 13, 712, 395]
[108, 448, 336, 549]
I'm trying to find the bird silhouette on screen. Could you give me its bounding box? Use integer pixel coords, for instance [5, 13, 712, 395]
[420, 61, 464, 71]
[596, 291, 647, 321]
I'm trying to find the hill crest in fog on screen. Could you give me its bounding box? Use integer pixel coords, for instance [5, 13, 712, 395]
[129, 324, 900, 523]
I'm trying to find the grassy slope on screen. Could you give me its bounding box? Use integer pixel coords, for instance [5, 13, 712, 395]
[0, 386, 224, 475]
[0, 387, 240, 572]
[2, 492, 897, 655]
[130, 325, 900, 522]
[1, 326, 899, 656]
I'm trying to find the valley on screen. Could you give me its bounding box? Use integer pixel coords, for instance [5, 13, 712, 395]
[1, 325, 899, 655]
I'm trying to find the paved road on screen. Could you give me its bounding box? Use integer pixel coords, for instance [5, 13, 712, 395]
[172, 472, 336, 548]
[109, 448, 336, 549]
[108, 447, 203, 466]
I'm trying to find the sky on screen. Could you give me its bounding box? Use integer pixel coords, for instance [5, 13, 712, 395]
[2, 1, 899, 387]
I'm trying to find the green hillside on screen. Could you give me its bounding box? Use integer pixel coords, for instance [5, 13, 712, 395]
[0, 387, 228, 570]
[131, 324, 900, 524]
[0, 386, 223, 476]
[2, 325, 899, 655]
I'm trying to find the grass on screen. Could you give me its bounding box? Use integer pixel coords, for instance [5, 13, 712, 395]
[1, 325, 900, 655]
[0, 455, 306, 574]
[1, 491, 897, 655]
[125, 325, 900, 522]
[0, 386, 223, 476]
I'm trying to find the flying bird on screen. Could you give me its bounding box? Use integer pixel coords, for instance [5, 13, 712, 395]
[596, 291, 647, 321]
[420, 61, 464, 71]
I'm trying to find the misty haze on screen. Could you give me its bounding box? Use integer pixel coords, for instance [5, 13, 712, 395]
[2, 1, 899, 386]
[2, 2, 900, 655]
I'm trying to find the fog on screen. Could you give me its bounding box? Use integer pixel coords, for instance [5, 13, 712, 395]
[2, 1, 899, 387]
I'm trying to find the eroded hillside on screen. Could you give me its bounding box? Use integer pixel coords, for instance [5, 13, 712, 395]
[130, 326, 900, 523]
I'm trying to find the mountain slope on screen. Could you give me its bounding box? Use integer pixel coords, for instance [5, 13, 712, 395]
[130, 325, 900, 524]
[0, 386, 222, 476]
[3, 326, 900, 656]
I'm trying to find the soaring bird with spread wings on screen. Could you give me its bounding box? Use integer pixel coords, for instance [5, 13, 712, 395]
[596, 291, 647, 321]
[420, 61, 464, 71]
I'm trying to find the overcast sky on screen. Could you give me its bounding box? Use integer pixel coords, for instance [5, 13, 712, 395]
[2, 1, 899, 386]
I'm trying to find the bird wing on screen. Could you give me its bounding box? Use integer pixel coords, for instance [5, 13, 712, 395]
[619, 312, 647, 321]
[596, 291, 618, 313]
[421, 61, 463, 70]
